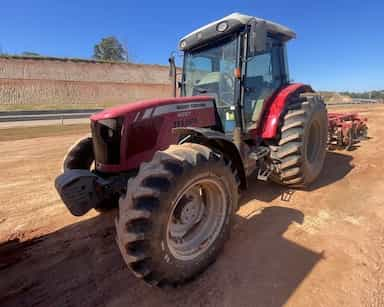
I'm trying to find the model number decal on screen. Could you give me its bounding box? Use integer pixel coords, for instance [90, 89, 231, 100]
[177, 111, 192, 118]
[173, 118, 198, 128]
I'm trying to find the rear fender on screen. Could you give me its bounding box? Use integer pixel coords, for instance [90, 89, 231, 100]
[259, 83, 313, 139]
[174, 127, 247, 190]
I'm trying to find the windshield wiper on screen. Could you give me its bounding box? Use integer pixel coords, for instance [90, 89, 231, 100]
[180, 81, 208, 94]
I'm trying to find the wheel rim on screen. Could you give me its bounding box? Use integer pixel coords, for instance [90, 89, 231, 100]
[306, 121, 321, 163]
[166, 177, 227, 261]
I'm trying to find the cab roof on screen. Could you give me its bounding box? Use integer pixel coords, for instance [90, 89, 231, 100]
[179, 12, 296, 51]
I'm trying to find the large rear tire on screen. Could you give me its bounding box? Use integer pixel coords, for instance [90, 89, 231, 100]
[270, 93, 328, 188]
[116, 143, 239, 287]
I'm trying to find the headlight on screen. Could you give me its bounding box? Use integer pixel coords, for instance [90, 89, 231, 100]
[217, 21, 229, 32]
[98, 118, 116, 130]
[98, 118, 117, 139]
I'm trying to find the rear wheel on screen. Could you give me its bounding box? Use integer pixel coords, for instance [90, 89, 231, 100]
[270, 93, 328, 187]
[116, 143, 239, 287]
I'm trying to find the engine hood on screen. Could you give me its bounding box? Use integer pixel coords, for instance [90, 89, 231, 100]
[90, 96, 214, 121]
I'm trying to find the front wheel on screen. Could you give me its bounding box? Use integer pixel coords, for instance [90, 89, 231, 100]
[62, 135, 116, 211]
[116, 143, 239, 287]
[63, 135, 94, 170]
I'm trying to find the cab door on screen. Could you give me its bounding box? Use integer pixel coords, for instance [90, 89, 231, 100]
[243, 37, 286, 132]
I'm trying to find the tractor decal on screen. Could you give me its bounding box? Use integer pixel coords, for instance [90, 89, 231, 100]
[152, 100, 214, 117]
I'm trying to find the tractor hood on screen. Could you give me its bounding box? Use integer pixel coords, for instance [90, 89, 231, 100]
[89, 95, 217, 173]
[90, 96, 214, 121]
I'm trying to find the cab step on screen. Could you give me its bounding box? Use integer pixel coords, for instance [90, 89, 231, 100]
[249, 146, 270, 161]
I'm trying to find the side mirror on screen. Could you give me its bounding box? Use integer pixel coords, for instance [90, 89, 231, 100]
[249, 20, 267, 55]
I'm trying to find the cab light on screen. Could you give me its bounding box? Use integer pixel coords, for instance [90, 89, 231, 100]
[217, 22, 229, 32]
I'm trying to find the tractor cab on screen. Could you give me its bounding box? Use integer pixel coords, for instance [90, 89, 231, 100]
[176, 13, 295, 134]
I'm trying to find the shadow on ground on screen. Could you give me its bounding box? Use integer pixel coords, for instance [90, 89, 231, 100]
[0, 207, 323, 307]
[0, 150, 354, 307]
[241, 150, 354, 204]
[307, 150, 354, 191]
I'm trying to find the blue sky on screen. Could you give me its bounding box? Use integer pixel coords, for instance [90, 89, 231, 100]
[0, 0, 383, 92]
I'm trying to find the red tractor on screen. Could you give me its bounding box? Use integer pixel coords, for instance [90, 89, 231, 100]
[55, 13, 329, 286]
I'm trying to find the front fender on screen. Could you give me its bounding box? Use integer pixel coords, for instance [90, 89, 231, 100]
[173, 127, 247, 190]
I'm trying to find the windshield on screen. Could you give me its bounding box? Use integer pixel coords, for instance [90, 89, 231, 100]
[182, 36, 238, 110]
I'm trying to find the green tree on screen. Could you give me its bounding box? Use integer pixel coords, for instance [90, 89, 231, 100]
[21, 51, 41, 57]
[340, 90, 384, 100]
[93, 36, 128, 62]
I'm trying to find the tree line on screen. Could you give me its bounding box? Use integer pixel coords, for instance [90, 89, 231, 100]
[0, 36, 129, 62]
[339, 90, 384, 100]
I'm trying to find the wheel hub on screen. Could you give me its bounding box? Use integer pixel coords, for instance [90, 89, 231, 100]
[169, 188, 205, 240]
[166, 178, 228, 261]
[179, 190, 204, 225]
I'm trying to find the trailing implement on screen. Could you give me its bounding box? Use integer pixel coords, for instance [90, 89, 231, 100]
[328, 112, 368, 150]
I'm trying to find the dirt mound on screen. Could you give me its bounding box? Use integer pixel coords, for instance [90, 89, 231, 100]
[320, 91, 353, 103]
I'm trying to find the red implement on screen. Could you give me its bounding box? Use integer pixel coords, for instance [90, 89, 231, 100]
[328, 112, 368, 150]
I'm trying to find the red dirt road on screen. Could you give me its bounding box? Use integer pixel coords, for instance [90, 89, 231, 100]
[0, 105, 384, 307]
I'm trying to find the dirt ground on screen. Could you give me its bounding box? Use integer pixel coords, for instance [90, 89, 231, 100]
[0, 105, 383, 307]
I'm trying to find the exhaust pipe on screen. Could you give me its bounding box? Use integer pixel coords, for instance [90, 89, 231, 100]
[168, 54, 177, 97]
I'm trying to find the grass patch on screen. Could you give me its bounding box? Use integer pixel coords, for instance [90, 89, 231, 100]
[0, 124, 90, 141]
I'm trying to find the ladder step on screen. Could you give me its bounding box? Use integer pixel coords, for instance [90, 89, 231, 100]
[257, 168, 272, 181]
[249, 146, 270, 161]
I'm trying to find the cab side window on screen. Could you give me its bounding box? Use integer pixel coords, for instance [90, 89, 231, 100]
[244, 38, 283, 129]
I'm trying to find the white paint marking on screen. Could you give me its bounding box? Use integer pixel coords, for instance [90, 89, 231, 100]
[152, 101, 214, 117]
[133, 111, 141, 122]
[142, 108, 153, 119]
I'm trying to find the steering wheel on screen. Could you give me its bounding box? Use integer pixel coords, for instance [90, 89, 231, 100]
[222, 72, 234, 89]
[217, 73, 235, 107]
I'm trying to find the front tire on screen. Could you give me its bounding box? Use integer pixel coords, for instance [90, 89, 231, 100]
[116, 143, 239, 287]
[63, 135, 94, 170]
[62, 135, 116, 211]
[270, 93, 328, 187]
